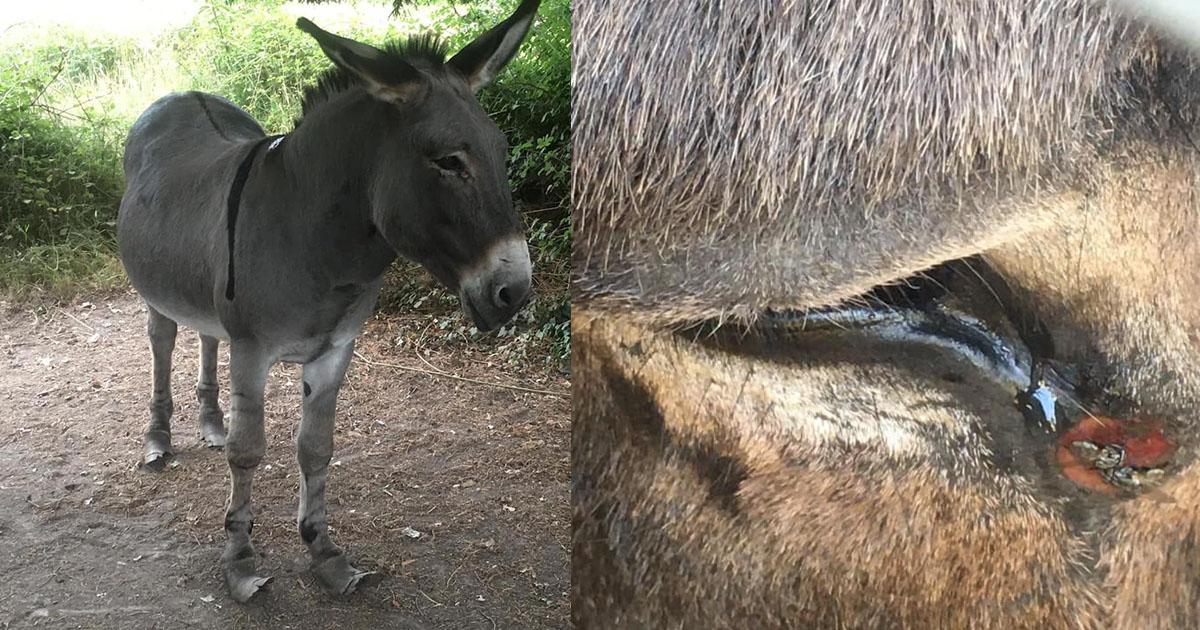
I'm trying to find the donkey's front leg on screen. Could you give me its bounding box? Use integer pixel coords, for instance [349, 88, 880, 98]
[221, 342, 273, 602]
[298, 340, 372, 595]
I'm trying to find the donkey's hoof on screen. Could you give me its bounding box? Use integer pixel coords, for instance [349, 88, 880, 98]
[225, 557, 272, 603]
[142, 430, 174, 470]
[200, 418, 227, 448]
[141, 452, 171, 471]
[312, 554, 375, 596]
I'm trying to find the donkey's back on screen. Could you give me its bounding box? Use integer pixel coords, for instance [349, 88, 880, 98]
[118, 91, 264, 338]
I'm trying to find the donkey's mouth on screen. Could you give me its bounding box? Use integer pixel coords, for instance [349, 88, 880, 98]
[462, 292, 494, 331]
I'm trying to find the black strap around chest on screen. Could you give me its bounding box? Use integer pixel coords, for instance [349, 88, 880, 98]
[224, 135, 281, 300]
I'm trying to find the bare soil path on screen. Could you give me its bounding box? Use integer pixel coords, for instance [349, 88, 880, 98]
[0, 291, 569, 629]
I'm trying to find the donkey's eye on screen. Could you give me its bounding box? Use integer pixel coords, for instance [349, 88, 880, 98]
[434, 155, 466, 173]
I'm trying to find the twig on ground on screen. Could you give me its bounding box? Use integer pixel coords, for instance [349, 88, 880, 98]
[417, 588, 444, 607]
[57, 308, 94, 333]
[353, 351, 564, 398]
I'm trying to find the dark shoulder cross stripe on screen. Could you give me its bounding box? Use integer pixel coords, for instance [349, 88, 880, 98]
[225, 135, 283, 300]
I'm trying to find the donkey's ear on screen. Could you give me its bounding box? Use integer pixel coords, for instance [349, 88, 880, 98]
[446, 0, 540, 92]
[297, 18, 426, 104]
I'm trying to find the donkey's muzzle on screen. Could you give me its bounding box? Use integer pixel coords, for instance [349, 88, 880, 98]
[460, 236, 532, 331]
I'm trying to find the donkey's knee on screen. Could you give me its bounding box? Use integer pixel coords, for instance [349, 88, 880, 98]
[296, 420, 334, 468]
[297, 443, 332, 474]
[147, 317, 176, 343]
[226, 437, 265, 470]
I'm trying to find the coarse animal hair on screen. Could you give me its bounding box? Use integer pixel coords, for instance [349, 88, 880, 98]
[572, 0, 1200, 322]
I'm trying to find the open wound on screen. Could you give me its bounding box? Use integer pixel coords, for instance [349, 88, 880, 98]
[1054, 415, 1175, 495]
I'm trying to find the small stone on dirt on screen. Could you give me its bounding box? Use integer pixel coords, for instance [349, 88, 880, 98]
[200, 595, 214, 603]
[401, 526, 422, 539]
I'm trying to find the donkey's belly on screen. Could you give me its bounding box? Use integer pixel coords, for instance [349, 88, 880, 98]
[119, 216, 228, 339]
[148, 298, 229, 340]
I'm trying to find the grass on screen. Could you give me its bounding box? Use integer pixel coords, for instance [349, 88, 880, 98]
[0, 0, 570, 365]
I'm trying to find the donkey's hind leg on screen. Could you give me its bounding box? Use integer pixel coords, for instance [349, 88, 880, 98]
[197, 334, 228, 448]
[298, 340, 373, 595]
[221, 341, 273, 602]
[142, 305, 177, 470]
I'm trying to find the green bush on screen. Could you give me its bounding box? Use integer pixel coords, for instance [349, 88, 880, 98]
[0, 44, 126, 293]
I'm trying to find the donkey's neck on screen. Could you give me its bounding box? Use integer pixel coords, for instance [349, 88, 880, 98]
[985, 142, 1200, 420]
[256, 91, 397, 286]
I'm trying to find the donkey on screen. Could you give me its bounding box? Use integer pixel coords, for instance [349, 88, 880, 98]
[117, 0, 539, 602]
[573, 0, 1200, 627]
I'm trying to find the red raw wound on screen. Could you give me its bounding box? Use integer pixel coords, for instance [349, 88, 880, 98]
[1056, 445, 1115, 494]
[1055, 415, 1175, 493]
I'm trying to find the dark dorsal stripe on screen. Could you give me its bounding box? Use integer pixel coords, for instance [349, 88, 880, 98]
[225, 135, 281, 300]
[192, 92, 232, 142]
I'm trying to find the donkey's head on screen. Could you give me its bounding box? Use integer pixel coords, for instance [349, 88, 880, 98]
[297, 0, 538, 331]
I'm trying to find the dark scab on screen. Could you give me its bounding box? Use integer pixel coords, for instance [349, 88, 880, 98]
[304, 381, 312, 397]
[299, 519, 319, 544]
[225, 516, 253, 536]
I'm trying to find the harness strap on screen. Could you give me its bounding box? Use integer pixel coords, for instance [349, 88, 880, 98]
[225, 135, 281, 300]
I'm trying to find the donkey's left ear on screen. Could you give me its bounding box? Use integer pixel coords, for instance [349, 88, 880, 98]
[446, 0, 540, 92]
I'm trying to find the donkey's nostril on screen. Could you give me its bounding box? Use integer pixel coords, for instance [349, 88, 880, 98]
[496, 285, 513, 308]
[491, 279, 530, 311]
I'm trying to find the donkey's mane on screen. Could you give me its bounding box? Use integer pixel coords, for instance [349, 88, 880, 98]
[297, 32, 449, 124]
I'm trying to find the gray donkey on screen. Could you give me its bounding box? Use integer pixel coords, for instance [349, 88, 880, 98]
[117, 0, 539, 601]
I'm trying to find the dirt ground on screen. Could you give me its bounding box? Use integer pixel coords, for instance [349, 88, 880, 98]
[0, 291, 569, 629]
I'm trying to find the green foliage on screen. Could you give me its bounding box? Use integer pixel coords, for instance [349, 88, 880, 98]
[173, 3, 334, 133]
[0, 41, 126, 294]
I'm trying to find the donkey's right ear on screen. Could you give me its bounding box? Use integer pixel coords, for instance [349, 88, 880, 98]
[297, 18, 427, 104]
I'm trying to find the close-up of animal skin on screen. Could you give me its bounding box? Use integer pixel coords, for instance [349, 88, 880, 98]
[571, 0, 1200, 627]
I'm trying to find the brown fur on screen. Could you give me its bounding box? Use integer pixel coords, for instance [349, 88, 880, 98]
[573, 0, 1200, 321]
[573, 0, 1200, 627]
